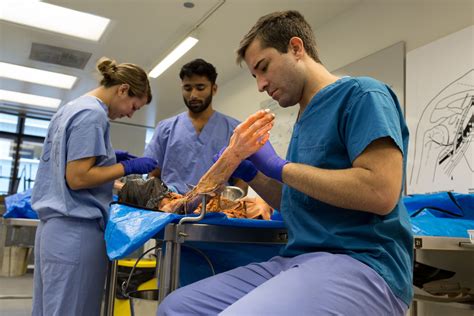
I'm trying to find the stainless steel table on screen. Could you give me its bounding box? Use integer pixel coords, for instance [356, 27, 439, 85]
[411, 235, 474, 315]
[104, 197, 288, 316]
[0, 217, 39, 248]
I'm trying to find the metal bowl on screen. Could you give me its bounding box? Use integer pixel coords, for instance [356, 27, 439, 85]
[221, 186, 245, 201]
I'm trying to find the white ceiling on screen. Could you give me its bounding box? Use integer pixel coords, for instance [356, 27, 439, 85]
[0, 0, 362, 127]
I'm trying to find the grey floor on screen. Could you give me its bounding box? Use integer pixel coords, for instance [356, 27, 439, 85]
[0, 271, 33, 316]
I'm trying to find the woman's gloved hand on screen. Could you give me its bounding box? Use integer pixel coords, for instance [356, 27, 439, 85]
[120, 157, 158, 175]
[248, 141, 288, 182]
[115, 150, 137, 163]
[213, 148, 258, 182]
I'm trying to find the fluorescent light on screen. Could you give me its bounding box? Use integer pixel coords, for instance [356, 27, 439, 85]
[0, 62, 77, 89]
[0, 89, 61, 109]
[149, 36, 199, 78]
[0, 0, 110, 41]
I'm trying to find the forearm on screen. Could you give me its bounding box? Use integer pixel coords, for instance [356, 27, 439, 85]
[163, 150, 244, 214]
[282, 163, 399, 215]
[248, 172, 282, 210]
[67, 164, 125, 190]
[194, 150, 242, 194]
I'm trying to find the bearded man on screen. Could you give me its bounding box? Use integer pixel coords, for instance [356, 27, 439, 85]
[144, 58, 246, 194]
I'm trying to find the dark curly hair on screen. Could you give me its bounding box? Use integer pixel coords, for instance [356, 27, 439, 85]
[179, 58, 218, 85]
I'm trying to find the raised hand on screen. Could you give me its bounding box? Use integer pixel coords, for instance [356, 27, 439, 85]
[226, 109, 275, 161]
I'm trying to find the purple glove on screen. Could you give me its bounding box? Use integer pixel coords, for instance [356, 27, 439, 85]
[248, 141, 288, 182]
[120, 157, 157, 175]
[213, 148, 258, 182]
[115, 150, 137, 163]
[232, 160, 258, 182]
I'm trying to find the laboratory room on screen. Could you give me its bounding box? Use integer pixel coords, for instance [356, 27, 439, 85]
[0, 0, 473, 315]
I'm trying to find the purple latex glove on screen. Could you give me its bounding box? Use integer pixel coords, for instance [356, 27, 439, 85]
[115, 150, 137, 163]
[248, 141, 288, 182]
[120, 157, 158, 175]
[213, 148, 258, 182]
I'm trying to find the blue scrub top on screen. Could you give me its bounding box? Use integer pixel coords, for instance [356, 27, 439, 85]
[281, 77, 413, 305]
[144, 111, 239, 194]
[31, 95, 115, 226]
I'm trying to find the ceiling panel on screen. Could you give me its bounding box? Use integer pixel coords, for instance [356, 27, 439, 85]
[0, 0, 361, 126]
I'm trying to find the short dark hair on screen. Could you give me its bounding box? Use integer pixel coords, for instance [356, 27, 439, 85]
[236, 10, 321, 65]
[179, 58, 218, 84]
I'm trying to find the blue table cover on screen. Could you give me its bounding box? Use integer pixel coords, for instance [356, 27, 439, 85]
[105, 203, 286, 260]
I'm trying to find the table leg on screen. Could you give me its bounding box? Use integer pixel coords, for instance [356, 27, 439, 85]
[104, 260, 118, 316]
[158, 240, 174, 303]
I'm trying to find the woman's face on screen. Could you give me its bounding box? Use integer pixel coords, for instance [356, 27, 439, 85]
[109, 84, 147, 120]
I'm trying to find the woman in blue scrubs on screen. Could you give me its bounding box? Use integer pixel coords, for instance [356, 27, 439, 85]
[31, 57, 157, 315]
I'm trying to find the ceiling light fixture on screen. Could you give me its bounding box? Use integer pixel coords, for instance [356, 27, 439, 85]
[149, 36, 199, 78]
[149, 0, 226, 79]
[0, 89, 61, 109]
[0, 0, 110, 41]
[0, 62, 77, 89]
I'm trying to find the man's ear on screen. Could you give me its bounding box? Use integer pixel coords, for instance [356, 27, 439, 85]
[288, 37, 304, 58]
[212, 83, 218, 96]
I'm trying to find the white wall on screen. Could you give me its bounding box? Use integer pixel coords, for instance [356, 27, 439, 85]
[215, 0, 473, 116]
[109, 122, 148, 157]
[213, 70, 267, 120]
[316, 0, 473, 71]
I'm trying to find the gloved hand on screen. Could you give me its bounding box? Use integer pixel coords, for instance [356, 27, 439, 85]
[115, 150, 137, 163]
[248, 141, 288, 182]
[213, 148, 258, 182]
[120, 157, 158, 175]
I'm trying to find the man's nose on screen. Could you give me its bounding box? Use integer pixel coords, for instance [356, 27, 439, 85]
[189, 88, 199, 99]
[257, 76, 268, 93]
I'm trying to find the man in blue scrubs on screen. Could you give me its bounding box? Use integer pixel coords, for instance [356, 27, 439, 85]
[158, 10, 413, 316]
[144, 59, 246, 195]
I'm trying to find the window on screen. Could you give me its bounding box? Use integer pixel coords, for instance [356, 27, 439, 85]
[0, 113, 18, 133]
[24, 117, 49, 137]
[145, 127, 155, 149]
[0, 112, 49, 195]
[0, 138, 16, 194]
[17, 141, 43, 193]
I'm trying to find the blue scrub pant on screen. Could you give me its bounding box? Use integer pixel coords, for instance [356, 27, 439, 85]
[158, 252, 408, 316]
[32, 217, 108, 316]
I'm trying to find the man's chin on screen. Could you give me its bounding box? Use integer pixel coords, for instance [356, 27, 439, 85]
[187, 105, 209, 113]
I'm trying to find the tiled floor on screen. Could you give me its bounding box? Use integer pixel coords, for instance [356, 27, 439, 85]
[0, 271, 33, 316]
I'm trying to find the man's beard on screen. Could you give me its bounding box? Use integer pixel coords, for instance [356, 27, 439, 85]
[184, 93, 212, 114]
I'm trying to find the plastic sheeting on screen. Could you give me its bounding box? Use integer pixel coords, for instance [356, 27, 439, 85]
[403, 192, 474, 219]
[410, 213, 473, 237]
[3, 189, 38, 219]
[105, 203, 285, 260]
[105, 203, 286, 285]
[4, 189, 473, 256]
[403, 192, 474, 237]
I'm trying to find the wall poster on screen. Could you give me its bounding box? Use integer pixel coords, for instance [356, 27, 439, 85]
[406, 26, 473, 194]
